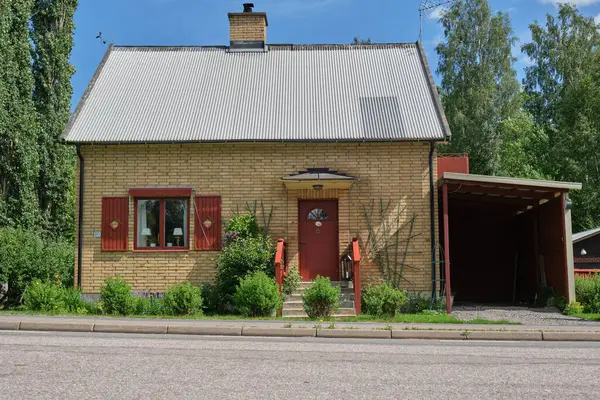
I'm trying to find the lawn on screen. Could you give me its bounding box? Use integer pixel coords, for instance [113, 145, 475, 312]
[0, 309, 515, 324]
[572, 313, 600, 321]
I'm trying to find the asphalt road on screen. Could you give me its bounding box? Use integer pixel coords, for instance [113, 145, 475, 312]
[0, 331, 599, 399]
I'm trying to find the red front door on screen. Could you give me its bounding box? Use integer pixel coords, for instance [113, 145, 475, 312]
[299, 200, 338, 280]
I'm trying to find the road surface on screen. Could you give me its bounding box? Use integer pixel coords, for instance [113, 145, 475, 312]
[0, 331, 598, 399]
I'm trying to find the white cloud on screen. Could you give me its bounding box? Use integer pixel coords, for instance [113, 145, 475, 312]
[595, 13, 600, 24]
[519, 54, 535, 67]
[539, 0, 600, 6]
[427, 6, 448, 20]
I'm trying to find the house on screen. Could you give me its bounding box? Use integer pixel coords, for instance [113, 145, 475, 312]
[572, 228, 600, 276]
[63, 4, 580, 313]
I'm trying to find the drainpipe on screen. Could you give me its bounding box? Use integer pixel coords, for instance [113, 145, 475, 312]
[76, 145, 84, 289]
[429, 142, 437, 302]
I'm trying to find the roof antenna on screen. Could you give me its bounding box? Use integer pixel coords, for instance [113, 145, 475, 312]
[243, 3, 254, 12]
[418, 0, 456, 43]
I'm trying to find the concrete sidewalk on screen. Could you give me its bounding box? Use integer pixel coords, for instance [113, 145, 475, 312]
[1, 314, 600, 341]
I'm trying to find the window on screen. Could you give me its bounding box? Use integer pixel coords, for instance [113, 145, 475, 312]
[135, 198, 189, 250]
[307, 208, 328, 220]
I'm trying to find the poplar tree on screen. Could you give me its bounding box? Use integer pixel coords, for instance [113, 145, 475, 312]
[0, 0, 41, 228]
[31, 0, 78, 237]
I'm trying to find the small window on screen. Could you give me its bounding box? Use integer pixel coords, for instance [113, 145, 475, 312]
[136, 198, 188, 250]
[307, 208, 328, 221]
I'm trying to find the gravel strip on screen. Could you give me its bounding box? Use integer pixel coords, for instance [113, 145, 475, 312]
[452, 306, 600, 326]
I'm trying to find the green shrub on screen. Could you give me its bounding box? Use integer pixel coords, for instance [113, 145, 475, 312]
[399, 291, 431, 313]
[62, 287, 88, 312]
[214, 236, 275, 312]
[135, 296, 165, 316]
[575, 275, 600, 313]
[564, 301, 584, 316]
[23, 280, 65, 313]
[362, 283, 406, 317]
[225, 213, 259, 241]
[302, 276, 340, 318]
[163, 282, 203, 316]
[100, 276, 136, 315]
[0, 227, 74, 305]
[554, 296, 568, 312]
[282, 264, 301, 297]
[234, 271, 282, 317]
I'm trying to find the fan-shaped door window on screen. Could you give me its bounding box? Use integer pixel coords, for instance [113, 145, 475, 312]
[307, 208, 329, 221]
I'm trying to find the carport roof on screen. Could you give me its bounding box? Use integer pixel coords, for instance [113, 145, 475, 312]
[439, 172, 582, 211]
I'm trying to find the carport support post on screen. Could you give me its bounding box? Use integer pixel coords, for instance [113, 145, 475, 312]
[562, 194, 576, 302]
[442, 183, 452, 314]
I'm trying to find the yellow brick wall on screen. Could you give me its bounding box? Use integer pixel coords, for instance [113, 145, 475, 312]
[229, 14, 267, 42]
[75, 142, 438, 293]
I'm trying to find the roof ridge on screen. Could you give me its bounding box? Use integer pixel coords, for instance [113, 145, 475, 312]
[111, 42, 417, 51]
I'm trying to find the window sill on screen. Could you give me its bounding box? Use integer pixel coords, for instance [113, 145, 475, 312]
[133, 248, 190, 253]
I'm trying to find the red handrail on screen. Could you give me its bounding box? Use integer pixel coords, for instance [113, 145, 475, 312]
[352, 238, 361, 315]
[574, 269, 600, 278]
[275, 238, 287, 295]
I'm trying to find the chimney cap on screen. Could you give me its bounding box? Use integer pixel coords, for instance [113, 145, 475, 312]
[243, 3, 254, 12]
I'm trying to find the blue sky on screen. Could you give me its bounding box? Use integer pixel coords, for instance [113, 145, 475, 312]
[71, 0, 600, 107]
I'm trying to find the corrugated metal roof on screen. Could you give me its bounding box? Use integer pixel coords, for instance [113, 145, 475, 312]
[573, 227, 600, 243]
[64, 43, 451, 143]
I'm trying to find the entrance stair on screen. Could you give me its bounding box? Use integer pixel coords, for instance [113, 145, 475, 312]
[282, 281, 356, 319]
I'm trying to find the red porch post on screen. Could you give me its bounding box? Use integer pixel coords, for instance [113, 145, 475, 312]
[442, 183, 452, 314]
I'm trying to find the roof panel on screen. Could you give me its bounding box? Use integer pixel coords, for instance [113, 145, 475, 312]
[64, 43, 450, 143]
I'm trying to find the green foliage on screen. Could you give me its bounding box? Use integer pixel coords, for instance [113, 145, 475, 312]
[31, 0, 78, 238]
[437, 0, 520, 175]
[362, 283, 407, 317]
[0, 227, 74, 304]
[0, 0, 41, 228]
[399, 292, 431, 314]
[163, 282, 203, 316]
[282, 264, 301, 297]
[99, 276, 135, 315]
[23, 280, 65, 313]
[225, 213, 259, 241]
[234, 271, 282, 317]
[575, 275, 600, 313]
[214, 236, 275, 312]
[563, 301, 584, 316]
[302, 276, 340, 318]
[62, 287, 87, 312]
[134, 296, 165, 316]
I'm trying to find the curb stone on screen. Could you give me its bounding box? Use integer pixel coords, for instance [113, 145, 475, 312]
[317, 328, 391, 339]
[20, 321, 94, 333]
[93, 323, 168, 334]
[242, 327, 316, 337]
[167, 325, 242, 336]
[542, 331, 600, 341]
[0, 321, 20, 331]
[392, 330, 465, 340]
[467, 330, 542, 341]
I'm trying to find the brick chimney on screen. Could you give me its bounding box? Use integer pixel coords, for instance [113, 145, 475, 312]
[228, 3, 268, 45]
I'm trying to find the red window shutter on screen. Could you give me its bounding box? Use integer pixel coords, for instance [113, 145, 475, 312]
[195, 196, 222, 250]
[101, 197, 129, 251]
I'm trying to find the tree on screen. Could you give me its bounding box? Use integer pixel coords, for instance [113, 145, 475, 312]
[522, 4, 600, 230]
[0, 0, 41, 228]
[31, 0, 78, 237]
[436, 0, 520, 175]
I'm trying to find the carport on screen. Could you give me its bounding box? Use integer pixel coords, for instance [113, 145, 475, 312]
[438, 173, 582, 313]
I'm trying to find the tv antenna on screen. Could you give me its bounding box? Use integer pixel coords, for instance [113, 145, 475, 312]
[418, 0, 456, 43]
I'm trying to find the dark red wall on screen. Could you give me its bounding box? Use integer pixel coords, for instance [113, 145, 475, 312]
[538, 197, 568, 297]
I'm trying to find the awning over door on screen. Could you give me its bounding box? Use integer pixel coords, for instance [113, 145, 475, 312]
[282, 168, 358, 190]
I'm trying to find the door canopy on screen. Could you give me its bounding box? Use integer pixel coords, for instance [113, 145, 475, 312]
[282, 168, 358, 190]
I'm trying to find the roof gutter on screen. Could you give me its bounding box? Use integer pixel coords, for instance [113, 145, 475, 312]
[429, 141, 437, 303]
[76, 145, 84, 289]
